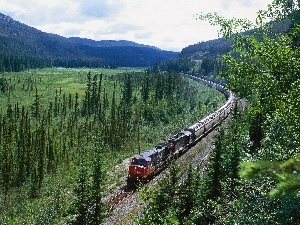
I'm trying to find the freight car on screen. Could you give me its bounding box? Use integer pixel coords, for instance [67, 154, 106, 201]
[127, 74, 234, 187]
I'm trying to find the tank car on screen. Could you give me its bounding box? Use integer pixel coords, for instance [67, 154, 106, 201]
[185, 121, 205, 142]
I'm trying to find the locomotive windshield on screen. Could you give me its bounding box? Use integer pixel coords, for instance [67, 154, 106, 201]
[131, 158, 147, 167]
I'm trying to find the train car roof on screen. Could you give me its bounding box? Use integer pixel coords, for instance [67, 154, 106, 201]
[131, 141, 173, 162]
[188, 121, 204, 129]
[156, 142, 173, 149]
[132, 147, 162, 162]
[169, 130, 192, 141]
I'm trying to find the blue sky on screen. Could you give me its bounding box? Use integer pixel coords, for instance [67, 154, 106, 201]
[2, 0, 271, 51]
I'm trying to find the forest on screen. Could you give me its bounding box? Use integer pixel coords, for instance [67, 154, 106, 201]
[1, 0, 300, 224]
[0, 68, 224, 224]
[135, 0, 300, 224]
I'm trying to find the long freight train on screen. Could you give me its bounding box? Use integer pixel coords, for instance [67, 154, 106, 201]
[127, 74, 235, 186]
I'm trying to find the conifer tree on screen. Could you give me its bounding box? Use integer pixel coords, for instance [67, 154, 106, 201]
[207, 129, 223, 200]
[123, 73, 132, 104]
[227, 102, 242, 197]
[177, 163, 196, 220]
[192, 129, 224, 224]
[1, 138, 14, 202]
[29, 166, 39, 198]
[0, 77, 8, 93]
[37, 121, 46, 191]
[89, 145, 105, 225]
[71, 163, 89, 225]
[141, 69, 150, 103]
[31, 87, 40, 118]
[74, 92, 79, 120]
[54, 90, 59, 117]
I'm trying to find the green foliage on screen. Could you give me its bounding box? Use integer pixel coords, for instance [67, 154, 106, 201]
[89, 145, 105, 225]
[240, 154, 300, 197]
[197, 12, 253, 38]
[135, 119, 246, 224]
[134, 162, 181, 225]
[188, 1, 300, 223]
[68, 146, 105, 225]
[152, 57, 196, 73]
[137, 2, 300, 224]
[70, 163, 89, 225]
[0, 68, 222, 224]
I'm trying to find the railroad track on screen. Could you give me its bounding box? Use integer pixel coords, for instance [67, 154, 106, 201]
[106, 189, 135, 213]
[102, 120, 230, 224]
[105, 144, 213, 214]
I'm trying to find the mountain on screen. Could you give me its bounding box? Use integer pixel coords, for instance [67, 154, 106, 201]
[67, 37, 176, 67]
[180, 19, 291, 60]
[163, 18, 292, 76]
[68, 37, 160, 50]
[180, 38, 232, 60]
[0, 12, 178, 71]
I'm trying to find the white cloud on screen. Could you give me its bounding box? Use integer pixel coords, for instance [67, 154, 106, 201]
[1, 0, 272, 51]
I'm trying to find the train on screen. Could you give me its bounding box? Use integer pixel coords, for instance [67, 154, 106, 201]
[127, 74, 235, 187]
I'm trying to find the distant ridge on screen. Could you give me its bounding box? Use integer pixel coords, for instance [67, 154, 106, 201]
[0, 12, 178, 71]
[68, 37, 160, 50]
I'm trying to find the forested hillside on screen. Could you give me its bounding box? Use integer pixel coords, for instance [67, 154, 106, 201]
[136, 1, 300, 224]
[155, 14, 291, 79]
[0, 13, 178, 71]
[181, 38, 231, 59]
[68, 37, 160, 50]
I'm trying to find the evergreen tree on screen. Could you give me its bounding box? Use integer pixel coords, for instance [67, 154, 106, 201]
[123, 73, 132, 104]
[29, 166, 39, 198]
[0, 77, 8, 93]
[141, 69, 150, 103]
[71, 163, 89, 225]
[89, 145, 105, 225]
[38, 123, 46, 190]
[31, 87, 40, 118]
[109, 87, 116, 150]
[177, 163, 197, 221]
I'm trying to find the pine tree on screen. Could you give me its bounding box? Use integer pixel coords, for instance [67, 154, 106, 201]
[227, 102, 242, 197]
[109, 87, 116, 150]
[194, 129, 224, 224]
[89, 146, 105, 225]
[54, 90, 59, 117]
[209, 129, 223, 200]
[74, 92, 79, 121]
[177, 163, 197, 220]
[36, 121, 46, 191]
[29, 166, 39, 198]
[123, 73, 132, 104]
[72, 163, 89, 225]
[31, 87, 40, 118]
[141, 69, 150, 103]
[1, 140, 14, 202]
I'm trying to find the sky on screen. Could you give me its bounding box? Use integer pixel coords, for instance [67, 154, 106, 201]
[2, 0, 271, 52]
